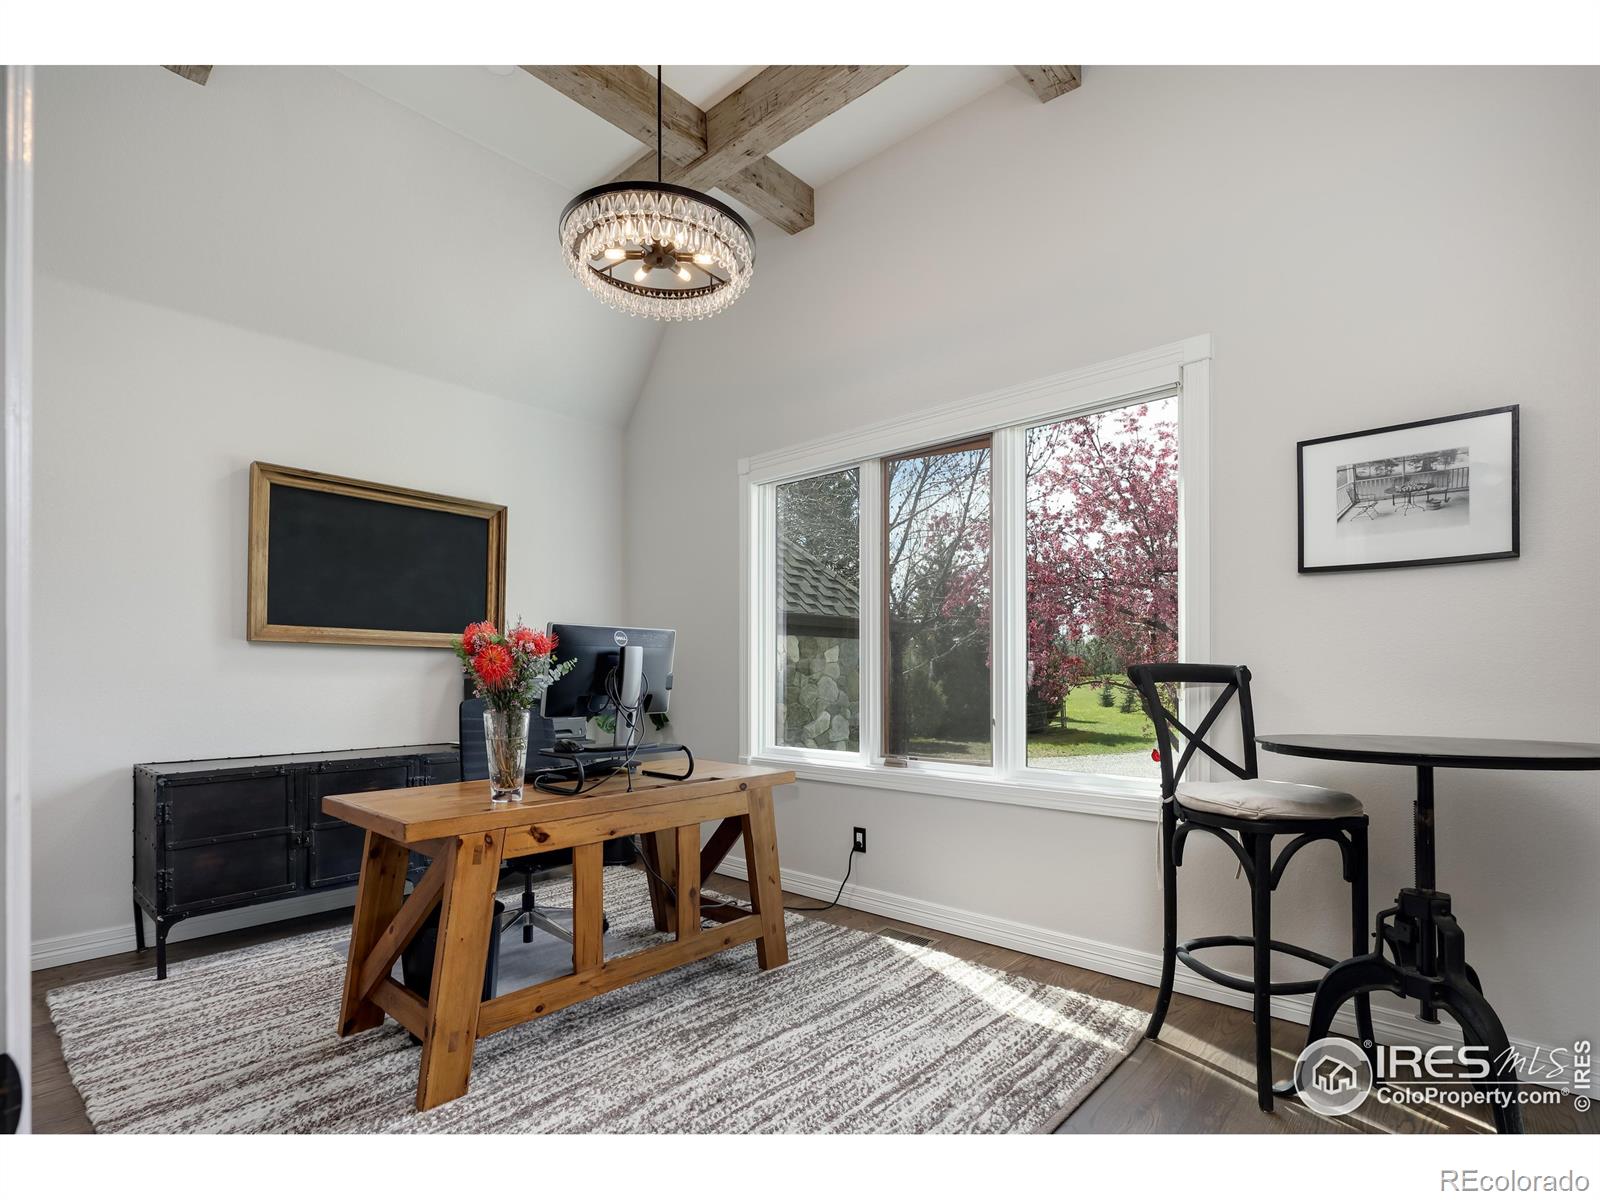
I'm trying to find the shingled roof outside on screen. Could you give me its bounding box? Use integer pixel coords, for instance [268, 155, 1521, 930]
[778, 532, 858, 623]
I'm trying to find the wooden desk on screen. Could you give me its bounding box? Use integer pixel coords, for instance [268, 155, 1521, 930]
[325, 760, 795, 1111]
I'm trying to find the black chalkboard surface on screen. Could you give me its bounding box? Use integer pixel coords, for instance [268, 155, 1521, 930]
[248, 463, 506, 648]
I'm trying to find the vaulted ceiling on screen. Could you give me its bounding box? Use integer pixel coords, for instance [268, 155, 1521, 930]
[294, 65, 1075, 235]
[44, 66, 1077, 425]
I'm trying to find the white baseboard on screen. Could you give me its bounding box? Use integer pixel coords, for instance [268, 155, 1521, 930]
[715, 855, 1562, 1070]
[32, 886, 357, 971]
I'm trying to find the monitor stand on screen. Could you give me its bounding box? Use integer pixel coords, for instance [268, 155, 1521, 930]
[531, 743, 694, 795]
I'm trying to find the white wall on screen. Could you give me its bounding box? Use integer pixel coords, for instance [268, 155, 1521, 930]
[30, 66, 641, 962]
[30, 279, 626, 959]
[626, 68, 1600, 1054]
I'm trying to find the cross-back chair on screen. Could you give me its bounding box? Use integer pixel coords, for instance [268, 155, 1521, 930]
[1344, 482, 1380, 522]
[1127, 663, 1376, 1112]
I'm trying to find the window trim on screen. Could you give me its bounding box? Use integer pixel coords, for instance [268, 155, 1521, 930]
[738, 336, 1213, 823]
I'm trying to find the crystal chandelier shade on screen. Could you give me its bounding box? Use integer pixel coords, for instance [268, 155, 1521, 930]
[558, 181, 757, 321]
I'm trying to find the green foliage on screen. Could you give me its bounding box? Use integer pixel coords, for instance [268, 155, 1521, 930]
[1099, 682, 1115, 707]
[592, 711, 669, 735]
[1069, 637, 1127, 679]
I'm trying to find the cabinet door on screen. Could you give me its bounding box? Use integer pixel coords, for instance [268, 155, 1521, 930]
[166, 770, 294, 843]
[168, 834, 298, 911]
[420, 753, 461, 785]
[305, 761, 411, 827]
[307, 823, 367, 889]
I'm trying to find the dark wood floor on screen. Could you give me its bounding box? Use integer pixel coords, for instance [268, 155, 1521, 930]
[31, 871, 1596, 1135]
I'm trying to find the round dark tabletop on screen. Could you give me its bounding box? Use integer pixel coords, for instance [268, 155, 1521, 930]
[1256, 734, 1600, 771]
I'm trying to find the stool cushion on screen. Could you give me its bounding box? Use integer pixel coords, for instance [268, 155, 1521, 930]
[1175, 778, 1362, 820]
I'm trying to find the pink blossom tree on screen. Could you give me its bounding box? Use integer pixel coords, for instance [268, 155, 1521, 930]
[1027, 402, 1178, 710]
[942, 402, 1178, 719]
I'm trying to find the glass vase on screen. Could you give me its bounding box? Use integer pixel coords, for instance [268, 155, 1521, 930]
[483, 705, 530, 804]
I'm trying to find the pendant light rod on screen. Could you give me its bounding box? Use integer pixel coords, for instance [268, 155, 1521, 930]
[656, 65, 663, 185]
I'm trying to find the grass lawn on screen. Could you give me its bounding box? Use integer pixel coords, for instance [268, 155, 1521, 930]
[903, 683, 1155, 764]
[1027, 683, 1155, 760]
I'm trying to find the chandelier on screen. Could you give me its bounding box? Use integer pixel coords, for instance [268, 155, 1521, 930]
[558, 69, 756, 321]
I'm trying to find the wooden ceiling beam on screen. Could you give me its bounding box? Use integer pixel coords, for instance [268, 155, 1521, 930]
[528, 64, 817, 234]
[162, 65, 213, 86]
[716, 154, 815, 237]
[531, 65, 904, 235]
[522, 66, 706, 164]
[679, 66, 905, 192]
[608, 144, 815, 235]
[1015, 66, 1081, 103]
[607, 66, 904, 232]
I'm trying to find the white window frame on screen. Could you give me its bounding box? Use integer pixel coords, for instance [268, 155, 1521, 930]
[738, 336, 1212, 822]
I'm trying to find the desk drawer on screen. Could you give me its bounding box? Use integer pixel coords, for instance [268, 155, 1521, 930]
[164, 771, 294, 844]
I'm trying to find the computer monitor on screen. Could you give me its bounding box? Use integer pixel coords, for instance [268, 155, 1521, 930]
[540, 624, 675, 723]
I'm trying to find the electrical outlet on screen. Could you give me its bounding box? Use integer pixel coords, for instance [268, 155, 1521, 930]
[853, 827, 867, 854]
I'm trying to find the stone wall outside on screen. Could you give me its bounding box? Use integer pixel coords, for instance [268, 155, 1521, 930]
[778, 634, 859, 751]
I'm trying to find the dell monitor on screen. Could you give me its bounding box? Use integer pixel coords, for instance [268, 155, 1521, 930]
[540, 625, 675, 728]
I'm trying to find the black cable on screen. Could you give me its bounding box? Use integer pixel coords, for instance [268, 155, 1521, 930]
[784, 845, 857, 913]
[602, 664, 649, 792]
[532, 664, 653, 797]
[632, 838, 857, 923]
[630, 832, 677, 902]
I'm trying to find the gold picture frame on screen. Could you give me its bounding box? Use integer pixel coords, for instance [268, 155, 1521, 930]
[247, 462, 507, 649]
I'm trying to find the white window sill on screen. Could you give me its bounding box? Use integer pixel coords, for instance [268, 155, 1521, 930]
[745, 752, 1160, 822]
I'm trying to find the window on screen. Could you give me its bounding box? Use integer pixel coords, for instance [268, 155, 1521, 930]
[742, 338, 1210, 814]
[885, 439, 992, 765]
[1023, 398, 1178, 780]
[775, 469, 860, 752]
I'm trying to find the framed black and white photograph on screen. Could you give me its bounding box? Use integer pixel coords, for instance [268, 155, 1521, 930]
[1298, 406, 1519, 573]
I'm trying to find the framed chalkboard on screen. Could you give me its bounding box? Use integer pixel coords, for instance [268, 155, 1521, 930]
[247, 462, 506, 649]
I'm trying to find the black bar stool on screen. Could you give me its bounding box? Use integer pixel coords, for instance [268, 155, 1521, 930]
[1127, 663, 1377, 1111]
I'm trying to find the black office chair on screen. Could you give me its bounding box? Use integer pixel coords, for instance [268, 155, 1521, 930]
[1127, 663, 1376, 1112]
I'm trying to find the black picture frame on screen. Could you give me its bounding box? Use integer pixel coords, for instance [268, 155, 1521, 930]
[1297, 405, 1519, 574]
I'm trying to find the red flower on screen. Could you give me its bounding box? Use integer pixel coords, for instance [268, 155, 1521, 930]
[472, 644, 515, 691]
[508, 626, 558, 657]
[461, 621, 498, 655]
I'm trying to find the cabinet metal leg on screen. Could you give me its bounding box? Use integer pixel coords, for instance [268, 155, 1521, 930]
[155, 921, 169, 981]
[134, 899, 146, 953]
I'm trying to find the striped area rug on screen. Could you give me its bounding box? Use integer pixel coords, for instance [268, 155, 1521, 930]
[48, 868, 1143, 1133]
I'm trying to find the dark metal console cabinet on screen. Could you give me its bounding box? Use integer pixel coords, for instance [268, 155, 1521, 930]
[133, 744, 459, 979]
